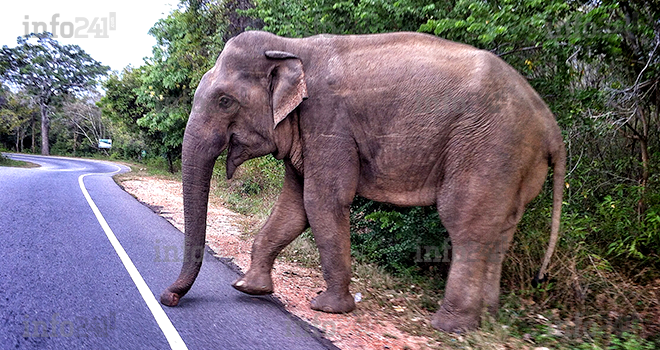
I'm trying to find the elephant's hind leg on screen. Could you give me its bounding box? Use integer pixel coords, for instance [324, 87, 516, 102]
[433, 179, 520, 332]
[233, 163, 308, 295]
[481, 226, 515, 315]
[431, 236, 491, 332]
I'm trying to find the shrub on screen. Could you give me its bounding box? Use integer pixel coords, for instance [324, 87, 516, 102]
[350, 197, 448, 276]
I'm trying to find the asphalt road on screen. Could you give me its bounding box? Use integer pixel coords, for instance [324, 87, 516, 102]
[0, 154, 336, 350]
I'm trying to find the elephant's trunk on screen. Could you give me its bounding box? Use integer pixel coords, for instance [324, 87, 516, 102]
[161, 122, 222, 307]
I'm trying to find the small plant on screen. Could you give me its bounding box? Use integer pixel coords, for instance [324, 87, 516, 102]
[607, 331, 656, 350]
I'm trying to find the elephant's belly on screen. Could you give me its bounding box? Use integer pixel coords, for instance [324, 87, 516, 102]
[356, 153, 441, 206]
[356, 182, 437, 207]
[354, 157, 441, 205]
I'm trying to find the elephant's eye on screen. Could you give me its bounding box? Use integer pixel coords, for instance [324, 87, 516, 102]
[219, 96, 234, 109]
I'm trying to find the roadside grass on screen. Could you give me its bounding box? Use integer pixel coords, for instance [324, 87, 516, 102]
[0, 153, 40, 168]
[117, 162, 177, 179]
[209, 154, 284, 239]
[112, 158, 181, 181]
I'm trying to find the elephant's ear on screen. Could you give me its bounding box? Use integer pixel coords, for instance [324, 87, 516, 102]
[265, 50, 308, 128]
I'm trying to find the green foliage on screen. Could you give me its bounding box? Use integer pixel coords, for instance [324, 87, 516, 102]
[212, 153, 285, 217]
[246, 0, 437, 37]
[99, 1, 231, 171]
[350, 197, 448, 275]
[419, 0, 567, 47]
[0, 33, 108, 154]
[136, 0, 228, 151]
[605, 331, 657, 350]
[100, 68, 149, 135]
[99, 68, 158, 161]
[0, 88, 38, 152]
[603, 188, 660, 264]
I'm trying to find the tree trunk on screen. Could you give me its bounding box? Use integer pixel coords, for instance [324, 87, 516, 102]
[40, 104, 50, 155]
[624, 106, 652, 216]
[73, 132, 78, 156]
[31, 113, 36, 153]
[637, 137, 650, 218]
[15, 126, 20, 152]
[167, 151, 175, 174]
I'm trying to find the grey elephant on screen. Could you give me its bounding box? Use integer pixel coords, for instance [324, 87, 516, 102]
[160, 30, 565, 333]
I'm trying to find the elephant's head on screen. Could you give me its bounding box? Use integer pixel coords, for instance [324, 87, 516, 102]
[161, 32, 308, 306]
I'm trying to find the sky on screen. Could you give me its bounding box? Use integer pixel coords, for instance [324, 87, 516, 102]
[1, 0, 180, 72]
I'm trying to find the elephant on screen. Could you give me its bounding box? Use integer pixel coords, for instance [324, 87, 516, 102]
[160, 30, 565, 333]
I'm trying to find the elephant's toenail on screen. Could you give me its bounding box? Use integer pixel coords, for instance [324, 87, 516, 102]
[235, 280, 245, 287]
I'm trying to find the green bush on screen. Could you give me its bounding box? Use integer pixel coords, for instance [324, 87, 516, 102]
[350, 197, 448, 276]
[605, 331, 657, 350]
[212, 153, 285, 217]
[602, 186, 660, 267]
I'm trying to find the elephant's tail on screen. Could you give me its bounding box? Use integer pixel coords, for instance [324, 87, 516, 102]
[535, 143, 566, 285]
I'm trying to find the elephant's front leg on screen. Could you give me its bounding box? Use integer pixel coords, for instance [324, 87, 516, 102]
[305, 194, 356, 313]
[232, 162, 308, 295]
[303, 145, 358, 313]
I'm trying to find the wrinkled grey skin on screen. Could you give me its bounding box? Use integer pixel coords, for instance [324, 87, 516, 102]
[160, 30, 565, 333]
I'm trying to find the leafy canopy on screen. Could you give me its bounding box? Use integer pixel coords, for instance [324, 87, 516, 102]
[0, 32, 108, 105]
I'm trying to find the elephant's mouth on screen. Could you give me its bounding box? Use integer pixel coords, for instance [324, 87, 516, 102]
[225, 134, 243, 180]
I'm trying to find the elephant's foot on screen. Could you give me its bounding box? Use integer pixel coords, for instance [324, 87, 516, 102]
[232, 270, 274, 295]
[431, 301, 480, 333]
[310, 290, 355, 313]
[160, 290, 181, 307]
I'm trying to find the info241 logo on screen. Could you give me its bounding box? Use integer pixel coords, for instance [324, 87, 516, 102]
[23, 13, 116, 39]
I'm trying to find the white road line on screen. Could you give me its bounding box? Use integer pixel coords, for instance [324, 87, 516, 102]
[78, 166, 188, 350]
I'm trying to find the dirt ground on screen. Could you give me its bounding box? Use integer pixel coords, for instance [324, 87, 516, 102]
[119, 176, 447, 350]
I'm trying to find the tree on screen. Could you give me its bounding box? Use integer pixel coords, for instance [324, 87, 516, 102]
[98, 0, 261, 170]
[0, 89, 38, 152]
[100, 67, 160, 160]
[59, 93, 107, 156]
[134, 0, 235, 172]
[100, 67, 149, 136]
[601, 0, 660, 213]
[0, 33, 108, 155]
